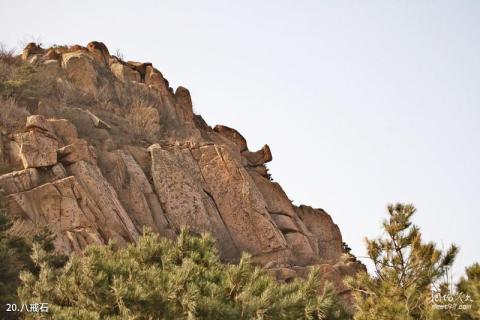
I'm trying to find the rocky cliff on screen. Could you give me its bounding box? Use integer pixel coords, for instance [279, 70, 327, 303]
[0, 41, 364, 301]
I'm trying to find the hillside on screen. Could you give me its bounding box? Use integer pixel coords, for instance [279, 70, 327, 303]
[0, 41, 364, 303]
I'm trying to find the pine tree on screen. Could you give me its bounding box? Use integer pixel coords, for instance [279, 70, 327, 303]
[457, 263, 480, 319]
[0, 189, 67, 320]
[346, 203, 458, 320]
[19, 228, 349, 320]
[0, 189, 34, 320]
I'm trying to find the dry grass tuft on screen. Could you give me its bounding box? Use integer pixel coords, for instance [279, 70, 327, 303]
[0, 97, 30, 132]
[0, 43, 18, 65]
[126, 104, 161, 142]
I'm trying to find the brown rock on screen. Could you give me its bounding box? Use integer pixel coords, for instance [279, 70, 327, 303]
[145, 65, 165, 87]
[102, 149, 170, 234]
[191, 144, 287, 255]
[242, 144, 272, 166]
[213, 125, 248, 152]
[270, 213, 300, 233]
[248, 171, 314, 236]
[148, 144, 239, 260]
[85, 110, 111, 130]
[86, 41, 110, 66]
[295, 205, 343, 263]
[128, 61, 152, 81]
[57, 138, 96, 165]
[44, 48, 61, 60]
[266, 267, 297, 281]
[22, 43, 44, 61]
[284, 232, 316, 265]
[25, 115, 53, 132]
[6, 176, 108, 253]
[248, 165, 269, 178]
[0, 168, 40, 195]
[175, 86, 194, 123]
[15, 130, 58, 168]
[61, 51, 98, 93]
[193, 114, 211, 131]
[67, 44, 88, 53]
[46, 163, 68, 181]
[48, 118, 78, 145]
[66, 160, 140, 243]
[145, 66, 179, 125]
[110, 62, 141, 83]
[0, 164, 67, 196]
[122, 145, 150, 174]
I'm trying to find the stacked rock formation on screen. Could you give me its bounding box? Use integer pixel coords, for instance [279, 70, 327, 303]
[0, 41, 364, 301]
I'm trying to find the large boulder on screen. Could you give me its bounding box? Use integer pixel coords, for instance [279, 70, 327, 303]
[249, 170, 317, 264]
[5, 176, 105, 253]
[14, 116, 59, 169]
[0, 168, 41, 195]
[295, 205, 344, 263]
[242, 144, 272, 166]
[66, 160, 140, 243]
[175, 86, 194, 123]
[190, 144, 287, 256]
[145, 66, 179, 125]
[213, 125, 248, 152]
[61, 51, 98, 93]
[22, 42, 44, 61]
[100, 149, 171, 235]
[25, 115, 53, 132]
[15, 130, 58, 168]
[148, 144, 239, 260]
[127, 61, 152, 81]
[86, 41, 110, 66]
[48, 118, 79, 146]
[57, 138, 97, 165]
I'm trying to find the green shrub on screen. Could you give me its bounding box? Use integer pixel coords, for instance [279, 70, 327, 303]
[0, 64, 38, 98]
[19, 228, 348, 320]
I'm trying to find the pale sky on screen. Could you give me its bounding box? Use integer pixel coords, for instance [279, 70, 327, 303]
[1, 0, 479, 279]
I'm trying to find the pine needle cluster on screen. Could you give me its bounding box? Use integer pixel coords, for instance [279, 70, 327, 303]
[19, 228, 348, 320]
[346, 203, 459, 320]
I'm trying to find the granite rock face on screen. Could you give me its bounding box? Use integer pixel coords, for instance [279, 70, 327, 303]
[1, 41, 364, 302]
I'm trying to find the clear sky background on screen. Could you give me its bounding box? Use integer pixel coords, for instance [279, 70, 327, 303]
[1, 0, 479, 279]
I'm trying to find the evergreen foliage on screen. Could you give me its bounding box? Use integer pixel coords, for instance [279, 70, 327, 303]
[0, 190, 67, 320]
[0, 189, 34, 320]
[19, 228, 348, 320]
[346, 203, 459, 320]
[457, 263, 480, 319]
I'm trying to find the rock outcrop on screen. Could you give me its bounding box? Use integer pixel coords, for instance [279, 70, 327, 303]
[0, 41, 364, 303]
